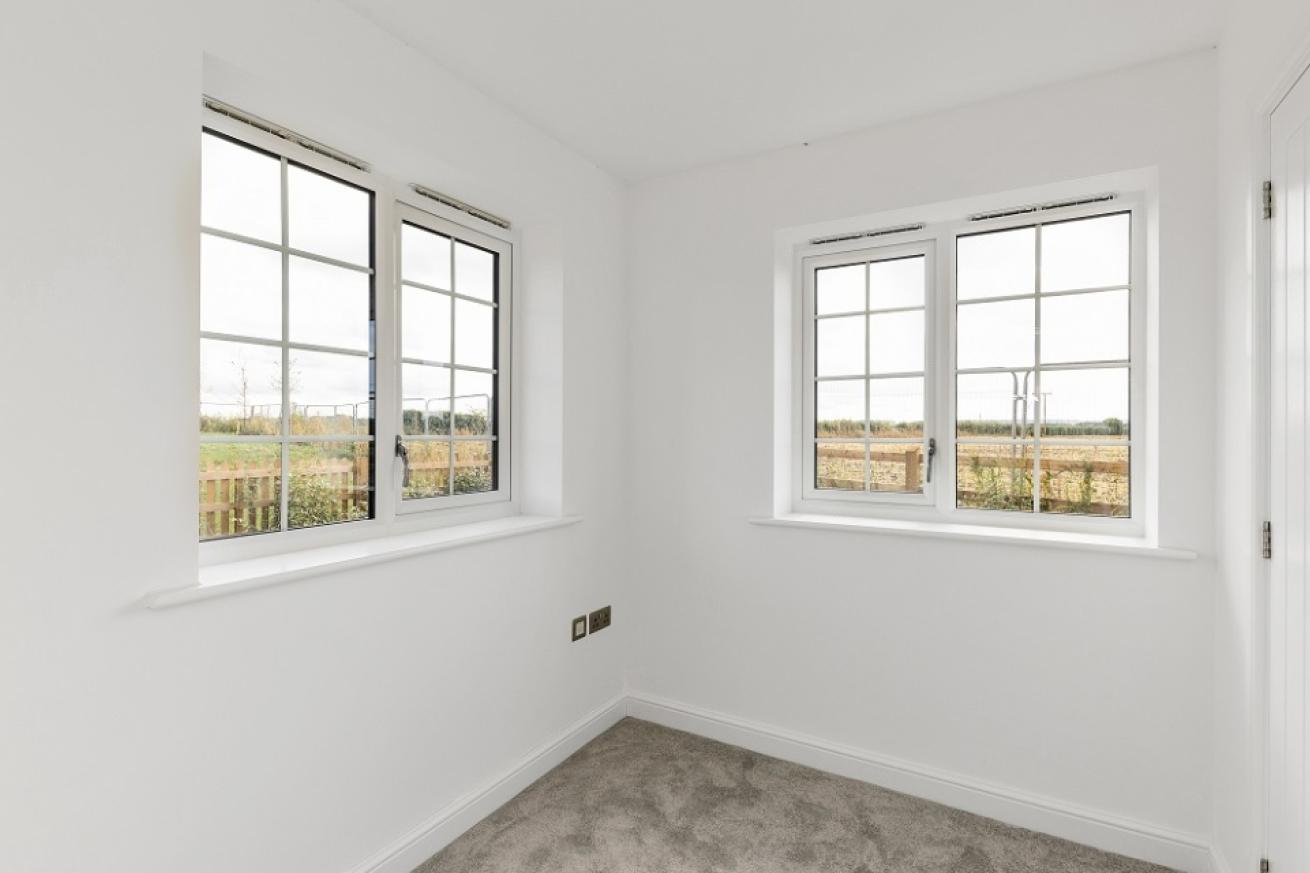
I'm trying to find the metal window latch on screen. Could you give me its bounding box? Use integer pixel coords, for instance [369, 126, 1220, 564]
[395, 436, 411, 487]
[926, 437, 938, 484]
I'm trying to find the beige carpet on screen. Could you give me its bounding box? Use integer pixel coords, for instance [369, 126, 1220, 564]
[413, 717, 1173, 873]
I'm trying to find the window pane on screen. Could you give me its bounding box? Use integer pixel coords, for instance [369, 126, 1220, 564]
[402, 363, 451, 435]
[455, 241, 496, 302]
[816, 379, 864, 438]
[957, 298, 1034, 370]
[957, 227, 1035, 300]
[1039, 368, 1129, 439]
[816, 315, 864, 377]
[1041, 213, 1130, 292]
[200, 339, 282, 435]
[1041, 289, 1128, 364]
[403, 223, 451, 289]
[454, 370, 493, 436]
[288, 441, 372, 529]
[289, 256, 371, 351]
[957, 443, 1033, 512]
[869, 377, 923, 438]
[869, 310, 923, 374]
[957, 372, 1033, 438]
[199, 442, 281, 541]
[1040, 445, 1129, 517]
[201, 133, 280, 243]
[869, 256, 924, 309]
[402, 440, 450, 499]
[287, 165, 370, 266]
[403, 286, 451, 363]
[816, 264, 864, 314]
[454, 299, 494, 369]
[871, 444, 924, 493]
[816, 442, 864, 491]
[454, 441, 495, 494]
[289, 350, 371, 435]
[200, 235, 281, 340]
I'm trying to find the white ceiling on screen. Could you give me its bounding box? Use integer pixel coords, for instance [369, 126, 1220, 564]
[342, 0, 1223, 181]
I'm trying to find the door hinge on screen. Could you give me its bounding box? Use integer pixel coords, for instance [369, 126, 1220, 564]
[1260, 858, 1270, 873]
[1263, 521, 1273, 559]
[1263, 180, 1274, 220]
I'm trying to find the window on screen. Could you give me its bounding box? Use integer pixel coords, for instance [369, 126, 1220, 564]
[800, 197, 1142, 528]
[198, 113, 512, 546]
[806, 242, 932, 499]
[397, 207, 507, 505]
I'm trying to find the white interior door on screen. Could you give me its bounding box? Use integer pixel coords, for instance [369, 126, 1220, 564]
[1269, 64, 1310, 873]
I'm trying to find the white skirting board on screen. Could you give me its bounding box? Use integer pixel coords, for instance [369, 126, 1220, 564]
[344, 695, 627, 873]
[347, 692, 1213, 873]
[627, 693, 1212, 873]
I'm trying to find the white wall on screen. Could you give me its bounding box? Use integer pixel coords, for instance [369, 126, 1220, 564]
[0, 2, 627, 872]
[1212, 5, 1310, 873]
[626, 51, 1218, 839]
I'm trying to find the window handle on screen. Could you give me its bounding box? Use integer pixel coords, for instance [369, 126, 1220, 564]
[925, 437, 938, 484]
[395, 435, 411, 487]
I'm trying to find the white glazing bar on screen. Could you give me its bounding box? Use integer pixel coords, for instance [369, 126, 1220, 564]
[447, 234, 457, 496]
[200, 225, 374, 275]
[279, 156, 291, 532]
[1032, 221, 1043, 513]
[863, 261, 872, 492]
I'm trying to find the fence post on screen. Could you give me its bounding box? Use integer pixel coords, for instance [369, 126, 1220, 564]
[905, 449, 920, 492]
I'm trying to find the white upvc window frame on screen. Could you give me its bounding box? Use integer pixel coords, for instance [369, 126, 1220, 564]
[801, 238, 937, 507]
[199, 107, 518, 568]
[795, 193, 1147, 538]
[393, 202, 513, 515]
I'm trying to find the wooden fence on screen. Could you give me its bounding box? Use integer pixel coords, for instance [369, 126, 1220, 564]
[816, 445, 1129, 514]
[198, 455, 480, 537]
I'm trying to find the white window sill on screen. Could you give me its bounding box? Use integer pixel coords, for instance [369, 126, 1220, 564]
[749, 513, 1196, 560]
[144, 514, 582, 609]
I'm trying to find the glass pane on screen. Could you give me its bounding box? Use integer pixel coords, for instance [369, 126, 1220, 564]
[200, 339, 282, 435]
[957, 298, 1034, 369]
[870, 444, 924, 493]
[199, 442, 281, 541]
[288, 441, 372, 529]
[957, 227, 1035, 300]
[289, 256, 370, 352]
[816, 379, 864, 438]
[402, 440, 450, 499]
[957, 372, 1032, 438]
[1040, 444, 1129, 517]
[454, 370, 493, 435]
[816, 315, 864, 377]
[816, 442, 864, 491]
[1041, 289, 1128, 364]
[1041, 213, 1130, 292]
[402, 363, 451, 435]
[869, 377, 923, 438]
[288, 350, 371, 435]
[200, 235, 281, 340]
[201, 132, 280, 243]
[869, 256, 924, 309]
[1039, 368, 1129, 439]
[286, 165, 370, 266]
[454, 440, 495, 494]
[403, 286, 451, 363]
[816, 264, 864, 315]
[455, 241, 496, 302]
[869, 310, 923, 374]
[402, 223, 451, 289]
[957, 443, 1034, 512]
[455, 299, 495, 369]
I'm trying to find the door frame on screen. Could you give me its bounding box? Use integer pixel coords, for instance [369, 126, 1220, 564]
[1259, 37, 1310, 872]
